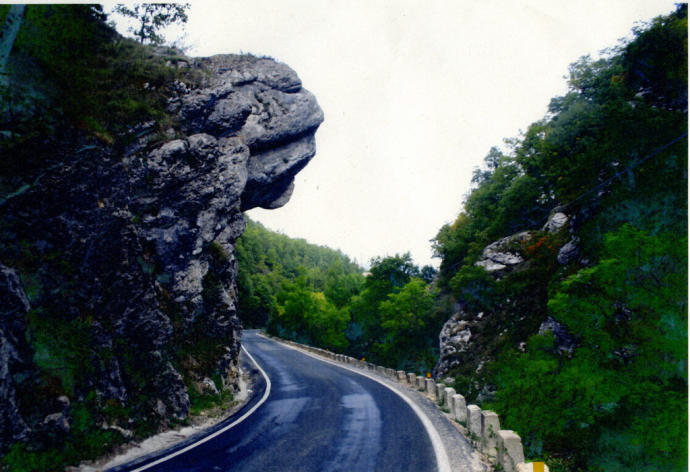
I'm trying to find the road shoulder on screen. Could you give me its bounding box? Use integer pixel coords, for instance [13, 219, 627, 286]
[71, 349, 263, 472]
[263, 333, 488, 472]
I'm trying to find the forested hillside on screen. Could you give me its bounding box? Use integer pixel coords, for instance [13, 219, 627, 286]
[239, 6, 687, 471]
[237, 218, 443, 372]
[430, 6, 687, 471]
[235, 218, 363, 333]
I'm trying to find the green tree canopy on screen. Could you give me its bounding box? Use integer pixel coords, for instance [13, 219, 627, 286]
[113, 3, 190, 45]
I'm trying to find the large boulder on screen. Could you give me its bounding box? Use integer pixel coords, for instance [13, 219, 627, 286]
[0, 54, 322, 449]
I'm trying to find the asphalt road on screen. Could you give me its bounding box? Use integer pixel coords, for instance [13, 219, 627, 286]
[114, 330, 440, 472]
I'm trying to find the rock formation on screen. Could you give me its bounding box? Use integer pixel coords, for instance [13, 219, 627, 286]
[0, 54, 322, 451]
[434, 210, 576, 385]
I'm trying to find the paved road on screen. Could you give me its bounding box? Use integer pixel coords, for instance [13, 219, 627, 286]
[114, 330, 440, 472]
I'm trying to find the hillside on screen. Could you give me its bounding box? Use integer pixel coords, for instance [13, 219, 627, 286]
[431, 6, 687, 470]
[236, 219, 443, 371]
[0, 5, 322, 469]
[0, 4, 686, 471]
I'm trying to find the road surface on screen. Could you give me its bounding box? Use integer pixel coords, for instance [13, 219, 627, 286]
[109, 330, 469, 471]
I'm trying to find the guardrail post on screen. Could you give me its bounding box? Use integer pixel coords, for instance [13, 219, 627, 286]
[466, 405, 482, 443]
[443, 387, 456, 408]
[497, 430, 525, 472]
[516, 462, 549, 472]
[425, 378, 436, 399]
[480, 410, 500, 457]
[451, 394, 466, 423]
[435, 383, 445, 402]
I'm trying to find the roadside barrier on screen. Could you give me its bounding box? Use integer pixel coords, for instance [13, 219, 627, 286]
[266, 335, 548, 472]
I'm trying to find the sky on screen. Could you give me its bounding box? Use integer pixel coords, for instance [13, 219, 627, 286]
[111, 0, 679, 268]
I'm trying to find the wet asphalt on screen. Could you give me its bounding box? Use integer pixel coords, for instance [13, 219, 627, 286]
[116, 330, 437, 472]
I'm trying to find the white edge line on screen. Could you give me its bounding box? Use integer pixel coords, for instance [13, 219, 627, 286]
[263, 334, 453, 472]
[131, 345, 272, 472]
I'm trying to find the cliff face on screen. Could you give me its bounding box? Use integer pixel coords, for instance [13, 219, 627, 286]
[433, 210, 575, 397]
[0, 54, 322, 451]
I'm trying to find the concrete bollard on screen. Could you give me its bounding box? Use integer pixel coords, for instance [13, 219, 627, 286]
[451, 394, 467, 423]
[516, 463, 549, 472]
[425, 378, 437, 399]
[386, 368, 395, 377]
[407, 373, 416, 384]
[376, 365, 385, 375]
[481, 410, 501, 457]
[498, 430, 526, 472]
[443, 387, 456, 408]
[435, 383, 445, 402]
[466, 405, 482, 442]
[396, 370, 406, 382]
[416, 376, 425, 389]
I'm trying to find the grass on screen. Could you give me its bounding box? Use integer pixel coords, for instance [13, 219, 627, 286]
[455, 419, 467, 428]
[189, 388, 235, 417]
[1, 392, 127, 472]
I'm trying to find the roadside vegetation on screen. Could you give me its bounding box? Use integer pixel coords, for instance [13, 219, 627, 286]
[237, 218, 442, 373]
[0, 4, 199, 196]
[431, 6, 687, 470]
[0, 5, 197, 471]
[241, 6, 687, 471]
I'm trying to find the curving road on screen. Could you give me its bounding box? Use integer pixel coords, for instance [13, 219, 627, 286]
[111, 330, 444, 472]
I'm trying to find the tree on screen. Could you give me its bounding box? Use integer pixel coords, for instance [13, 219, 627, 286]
[113, 3, 190, 45]
[377, 278, 438, 370]
[490, 225, 687, 469]
[419, 265, 437, 284]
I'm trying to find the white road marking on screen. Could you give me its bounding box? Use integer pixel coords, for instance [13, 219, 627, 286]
[266, 335, 453, 472]
[130, 344, 271, 471]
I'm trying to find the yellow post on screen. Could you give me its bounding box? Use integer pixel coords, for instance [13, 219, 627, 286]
[533, 462, 545, 472]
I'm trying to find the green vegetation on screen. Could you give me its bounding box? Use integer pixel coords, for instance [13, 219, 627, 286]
[236, 217, 364, 329]
[0, 4, 200, 192]
[1, 4, 684, 471]
[236, 218, 442, 372]
[188, 384, 234, 417]
[0, 6, 198, 471]
[431, 6, 687, 471]
[3, 392, 126, 472]
[113, 3, 190, 45]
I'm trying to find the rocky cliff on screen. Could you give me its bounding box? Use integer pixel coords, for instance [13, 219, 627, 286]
[0, 53, 322, 453]
[433, 210, 576, 397]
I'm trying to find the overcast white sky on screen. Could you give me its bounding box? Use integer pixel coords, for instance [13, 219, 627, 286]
[112, 1, 678, 268]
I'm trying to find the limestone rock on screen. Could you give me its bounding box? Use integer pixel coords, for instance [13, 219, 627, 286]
[475, 231, 532, 273]
[0, 54, 322, 451]
[43, 413, 70, 435]
[197, 377, 220, 396]
[0, 265, 31, 450]
[541, 211, 568, 233]
[557, 237, 579, 265]
[538, 316, 576, 353]
[434, 311, 474, 378]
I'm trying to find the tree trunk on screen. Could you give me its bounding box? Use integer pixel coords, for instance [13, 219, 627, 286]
[0, 4, 26, 85]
